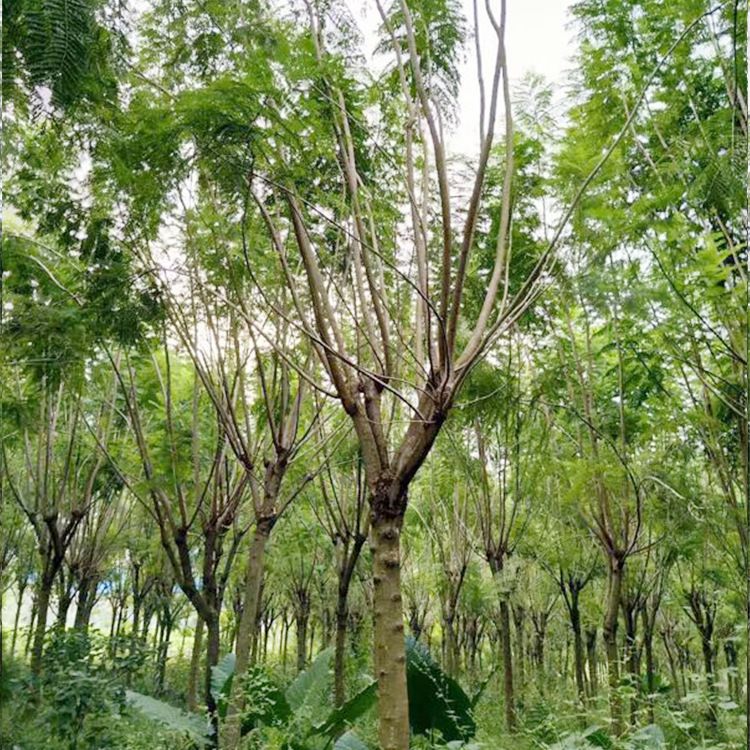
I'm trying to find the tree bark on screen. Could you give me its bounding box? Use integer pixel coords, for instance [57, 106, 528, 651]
[586, 628, 598, 698]
[296, 607, 309, 672]
[603, 559, 624, 735]
[204, 613, 221, 742]
[570, 599, 586, 705]
[371, 513, 409, 750]
[499, 599, 516, 730]
[30, 573, 54, 681]
[234, 521, 272, 673]
[187, 617, 205, 712]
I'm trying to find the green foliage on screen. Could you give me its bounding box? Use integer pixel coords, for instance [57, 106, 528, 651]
[406, 637, 476, 742]
[126, 690, 213, 746]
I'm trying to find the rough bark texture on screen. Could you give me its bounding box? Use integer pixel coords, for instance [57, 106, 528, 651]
[30, 575, 54, 681]
[371, 513, 409, 750]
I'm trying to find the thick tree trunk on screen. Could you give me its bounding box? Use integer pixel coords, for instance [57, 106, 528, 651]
[56, 581, 74, 630]
[371, 512, 409, 750]
[335, 605, 348, 706]
[30, 574, 54, 681]
[603, 560, 624, 735]
[187, 617, 205, 712]
[296, 609, 309, 672]
[204, 613, 221, 744]
[234, 521, 272, 673]
[73, 578, 97, 633]
[224, 520, 273, 750]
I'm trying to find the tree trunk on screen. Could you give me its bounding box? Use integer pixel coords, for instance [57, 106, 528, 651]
[603, 559, 624, 735]
[282, 618, 290, 672]
[513, 605, 525, 696]
[73, 578, 96, 634]
[187, 617, 205, 712]
[234, 521, 272, 672]
[296, 608, 309, 672]
[26, 588, 38, 656]
[30, 573, 54, 681]
[11, 582, 27, 655]
[642, 617, 656, 724]
[56, 581, 74, 630]
[204, 612, 221, 744]
[724, 639, 739, 703]
[586, 628, 598, 698]
[571, 601, 586, 705]
[622, 607, 639, 727]
[371, 512, 409, 750]
[224, 520, 272, 750]
[335, 605, 348, 706]
[499, 599, 516, 731]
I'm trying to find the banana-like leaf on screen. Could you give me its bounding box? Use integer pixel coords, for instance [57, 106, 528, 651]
[286, 647, 334, 712]
[126, 690, 213, 745]
[311, 680, 378, 737]
[210, 652, 236, 715]
[405, 637, 476, 741]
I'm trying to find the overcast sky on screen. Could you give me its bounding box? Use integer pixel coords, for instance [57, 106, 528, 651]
[455, 0, 576, 149]
[355, 0, 577, 156]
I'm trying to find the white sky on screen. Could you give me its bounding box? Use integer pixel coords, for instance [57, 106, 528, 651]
[355, 0, 577, 156]
[455, 0, 576, 149]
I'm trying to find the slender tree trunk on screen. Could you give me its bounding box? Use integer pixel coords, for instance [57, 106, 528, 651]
[11, 582, 27, 655]
[499, 599, 516, 730]
[187, 617, 205, 712]
[603, 560, 624, 735]
[724, 640, 739, 703]
[513, 606, 525, 696]
[26, 588, 38, 656]
[661, 632, 681, 700]
[371, 512, 409, 750]
[571, 603, 586, 705]
[586, 629, 598, 698]
[282, 618, 289, 671]
[643, 625, 656, 723]
[622, 610, 639, 727]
